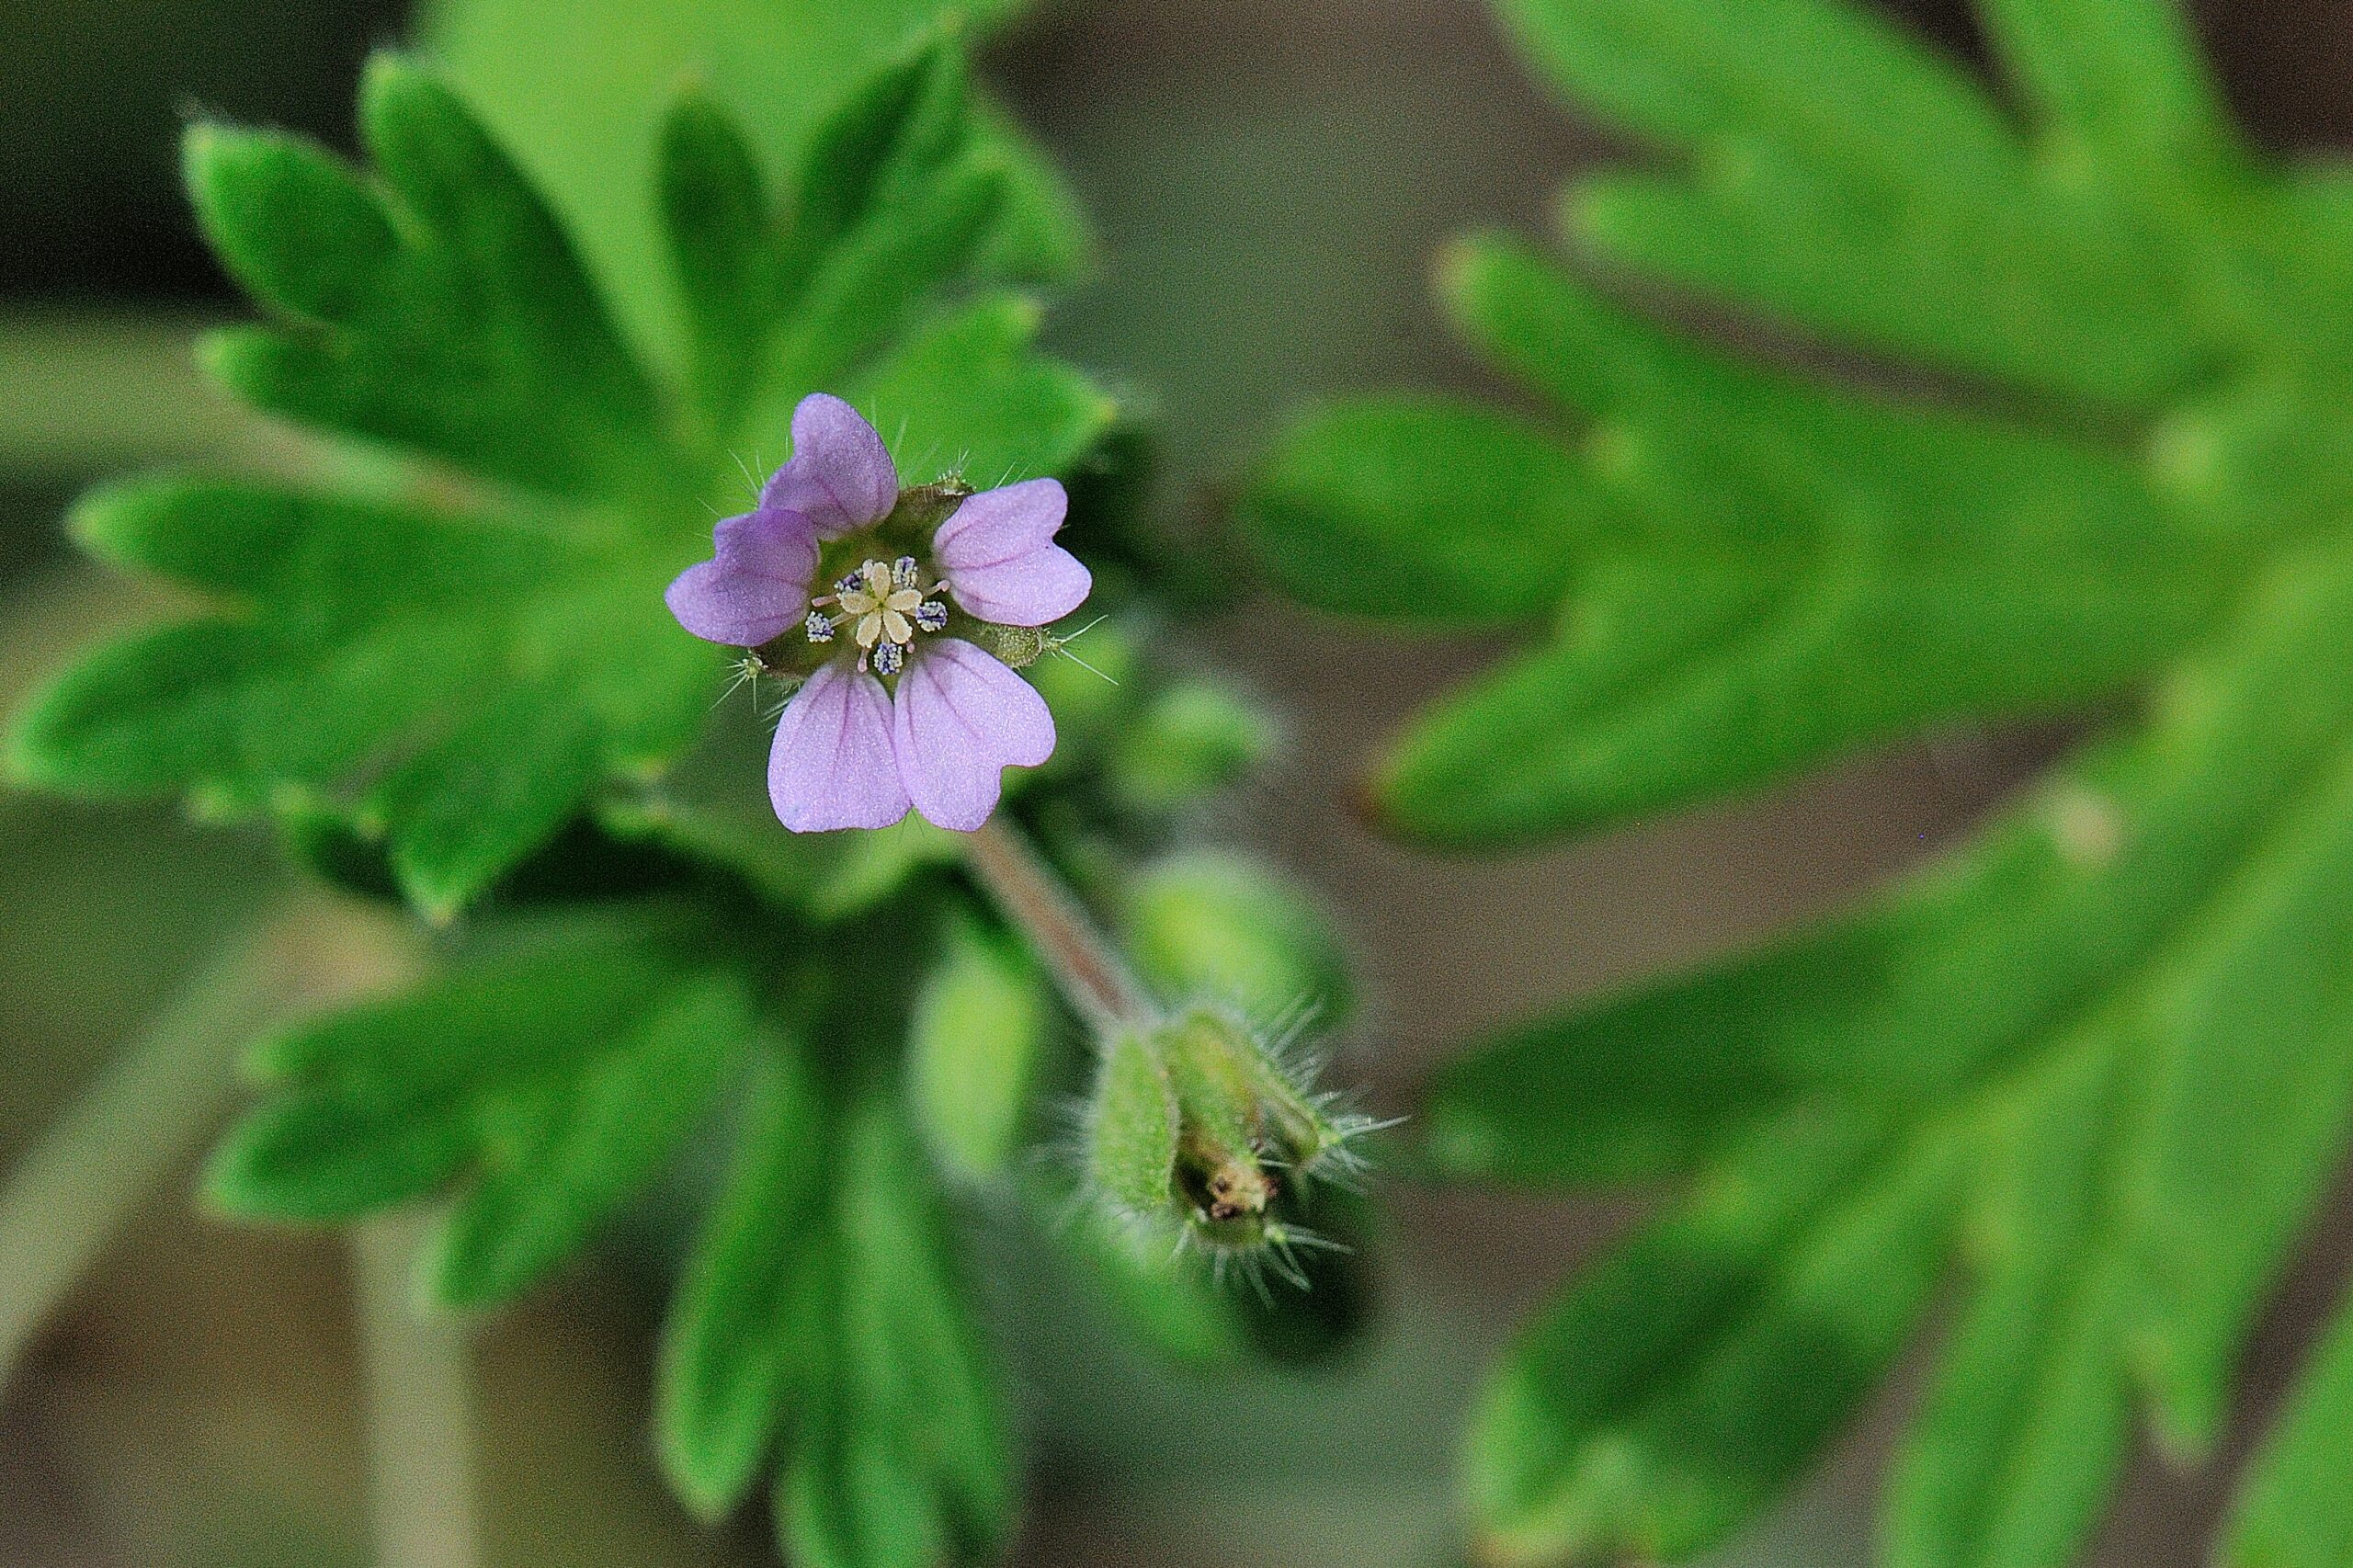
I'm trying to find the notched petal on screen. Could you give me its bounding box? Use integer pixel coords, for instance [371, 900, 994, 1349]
[932, 478, 1090, 626]
[767, 661, 910, 831]
[665, 507, 820, 646]
[758, 392, 899, 540]
[892, 638, 1056, 832]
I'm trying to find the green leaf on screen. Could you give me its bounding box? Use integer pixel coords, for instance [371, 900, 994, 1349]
[9, 51, 1112, 918]
[655, 1038, 828, 1520]
[194, 60, 673, 499]
[1427, 546, 2353, 1559]
[656, 90, 784, 433]
[778, 1095, 1012, 1566]
[418, 0, 1087, 372]
[1240, 395, 1596, 628]
[780, 1342, 947, 1568]
[1494, 0, 2220, 403]
[2222, 1287, 2353, 1568]
[1239, 1, 2353, 1562]
[424, 965, 745, 1305]
[776, 35, 976, 295]
[1041, 1180, 1247, 1368]
[845, 292, 1120, 488]
[908, 911, 1053, 1183]
[1269, 237, 2240, 846]
[12, 474, 706, 918]
[1881, 1048, 2136, 1568]
[207, 909, 750, 1303]
[836, 1099, 1015, 1548]
[1976, 0, 2237, 187]
[1102, 679, 1279, 812]
[1469, 1112, 1956, 1564]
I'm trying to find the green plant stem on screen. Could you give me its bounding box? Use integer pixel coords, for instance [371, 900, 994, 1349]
[0, 918, 294, 1389]
[352, 1215, 485, 1568]
[963, 816, 1157, 1037]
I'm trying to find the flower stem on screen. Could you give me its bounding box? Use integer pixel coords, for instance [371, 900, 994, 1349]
[352, 1215, 485, 1568]
[963, 817, 1157, 1037]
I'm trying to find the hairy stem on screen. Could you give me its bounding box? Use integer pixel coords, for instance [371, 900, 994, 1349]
[963, 816, 1157, 1036]
[353, 1216, 485, 1568]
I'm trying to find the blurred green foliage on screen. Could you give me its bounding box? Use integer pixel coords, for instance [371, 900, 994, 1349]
[416, 0, 1087, 374]
[1245, 1, 2353, 1565]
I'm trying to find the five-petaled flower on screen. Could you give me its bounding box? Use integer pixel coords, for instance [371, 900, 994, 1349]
[665, 393, 1091, 833]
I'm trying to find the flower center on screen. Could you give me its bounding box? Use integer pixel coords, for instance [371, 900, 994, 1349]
[804, 556, 948, 676]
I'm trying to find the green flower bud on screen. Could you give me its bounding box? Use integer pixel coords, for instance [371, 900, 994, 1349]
[1080, 1006, 1381, 1286]
[1123, 850, 1353, 1028]
[966, 621, 1050, 670]
[1105, 680, 1277, 810]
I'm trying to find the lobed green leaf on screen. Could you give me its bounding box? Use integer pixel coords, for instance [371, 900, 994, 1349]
[655, 1039, 829, 1520]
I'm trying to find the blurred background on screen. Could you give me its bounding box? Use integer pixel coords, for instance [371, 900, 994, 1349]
[5, 1, 2352, 1563]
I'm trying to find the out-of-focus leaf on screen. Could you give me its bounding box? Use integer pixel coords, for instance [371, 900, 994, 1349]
[1471, 1114, 1955, 1564]
[426, 968, 742, 1305]
[780, 1095, 1013, 1566]
[1347, 238, 2237, 846]
[1243, 0, 2353, 1562]
[1042, 1180, 1246, 1368]
[1437, 550, 2353, 1562]
[418, 0, 1087, 370]
[1499, 0, 2214, 403]
[1103, 679, 1278, 812]
[1242, 396, 1597, 627]
[1883, 1050, 2136, 1568]
[206, 907, 749, 1309]
[2222, 1287, 2353, 1568]
[656, 1038, 827, 1520]
[908, 911, 1052, 1183]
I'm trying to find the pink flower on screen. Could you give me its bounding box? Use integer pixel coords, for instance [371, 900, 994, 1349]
[665, 394, 1090, 833]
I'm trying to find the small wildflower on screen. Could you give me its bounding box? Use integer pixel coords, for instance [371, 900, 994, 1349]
[665, 393, 1092, 833]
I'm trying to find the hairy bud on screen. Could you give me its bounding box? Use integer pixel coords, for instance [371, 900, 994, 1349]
[1081, 1006, 1382, 1287]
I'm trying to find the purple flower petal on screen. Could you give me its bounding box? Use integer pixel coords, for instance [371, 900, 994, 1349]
[931, 477, 1091, 626]
[665, 507, 820, 646]
[946, 546, 1093, 628]
[767, 661, 910, 832]
[891, 638, 1056, 832]
[758, 393, 899, 540]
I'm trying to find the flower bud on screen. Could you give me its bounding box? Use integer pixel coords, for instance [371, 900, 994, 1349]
[966, 621, 1050, 670]
[1105, 680, 1277, 810]
[1081, 1006, 1379, 1284]
[1122, 850, 1353, 1028]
